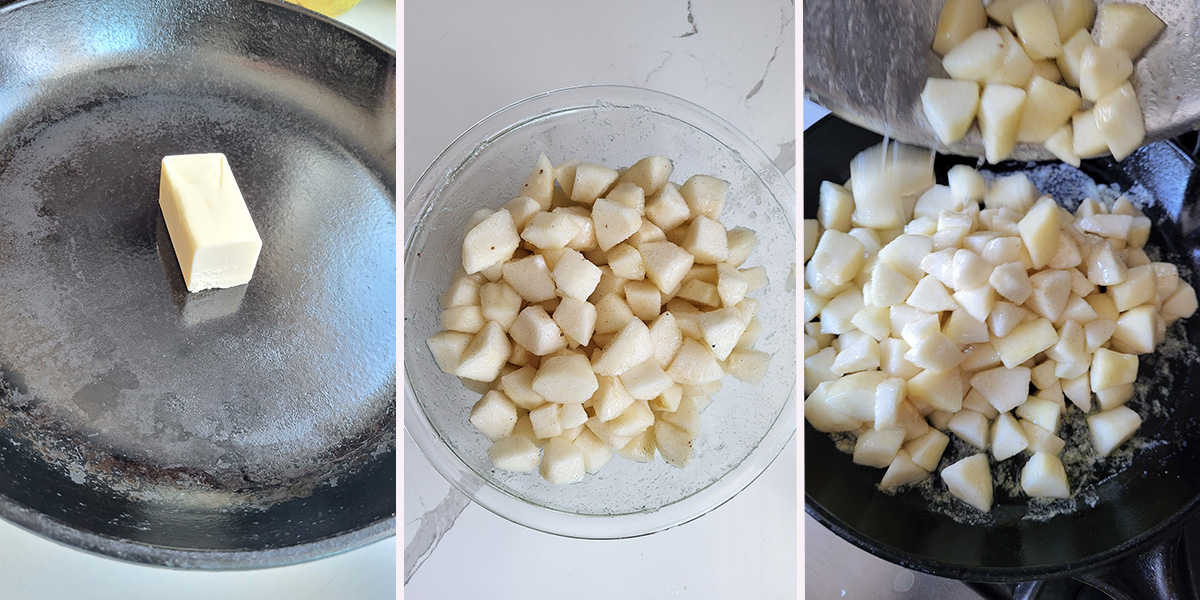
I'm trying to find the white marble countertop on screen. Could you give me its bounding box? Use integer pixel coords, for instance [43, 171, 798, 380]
[0, 3, 396, 598]
[404, 1, 796, 598]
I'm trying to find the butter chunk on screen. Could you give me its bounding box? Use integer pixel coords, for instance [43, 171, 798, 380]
[159, 153, 263, 292]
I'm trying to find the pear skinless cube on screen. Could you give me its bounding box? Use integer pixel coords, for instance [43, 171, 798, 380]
[1027, 269, 1072, 321]
[988, 28, 1034, 87]
[502, 196, 542, 233]
[501, 366, 547, 411]
[427, 330, 473, 376]
[854, 429, 906, 468]
[521, 211, 581, 251]
[943, 29, 1007, 82]
[942, 453, 995, 512]
[503, 254, 557, 303]
[1073, 109, 1110, 159]
[979, 83, 1027, 164]
[440, 273, 482, 308]
[625, 280, 663, 323]
[1017, 77, 1081, 144]
[618, 156, 673, 197]
[1088, 406, 1142, 457]
[1058, 28, 1094, 88]
[880, 450, 931, 490]
[1078, 45, 1132, 103]
[1022, 451, 1071, 498]
[933, 0, 987, 56]
[553, 296, 597, 347]
[990, 261, 1034, 305]
[552, 248, 603, 301]
[905, 429, 951, 472]
[948, 409, 990, 450]
[1016, 397, 1061, 435]
[992, 412, 1030, 461]
[970, 365, 1031, 413]
[455, 322, 511, 382]
[921, 78, 981, 145]
[679, 174, 728, 219]
[819, 181, 855, 232]
[1044, 125, 1081, 167]
[914, 186, 962, 222]
[620, 360, 675, 401]
[615, 428, 657, 463]
[488, 435, 541, 472]
[986, 0, 1026, 29]
[529, 402, 564, 439]
[569, 163, 619, 205]
[641, 241, 696, 294]
[667, 338, 726, 386]
[1012, 0, 1062, 61]
[480, 281, 523, 329]
[993, 318, 1060, 368]
[1093, 83, 1146, 162]
[556, 207, 599, 252]
[509, 305, 568, 356]
[540, 437, 586, 485]
[1163, 282, 1200, 321]
[1095, 383, 1135, 411]
[1090, 348, 1138, 391]
[1092, 2, 1165, 58]
[592, 318, 655, 376]
[646, 183, 692, 233]
[605, 181, 647, 213]
[532, 352, 599, 405]
[908, 368, 965, 413]
[806, 383, 863, 433]
[592, 198, 643, 252]
[594, 293, 636, 336]
[655, 421, 694, 468]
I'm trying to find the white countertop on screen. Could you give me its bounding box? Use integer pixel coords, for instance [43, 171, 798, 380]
[403, 1, 796, 598]
[0, 2, 397, 598]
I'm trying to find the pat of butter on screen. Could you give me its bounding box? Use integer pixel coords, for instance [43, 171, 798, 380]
[159, 153, 263, 293]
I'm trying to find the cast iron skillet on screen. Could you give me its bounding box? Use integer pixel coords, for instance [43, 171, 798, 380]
[0, 0, 395, 567]
[805, 116, 1200, 599]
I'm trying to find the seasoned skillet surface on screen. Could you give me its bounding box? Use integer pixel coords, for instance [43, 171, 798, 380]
[0, 0, 395, 567]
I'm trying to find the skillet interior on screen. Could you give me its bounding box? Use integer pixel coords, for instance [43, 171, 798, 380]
[0, 0, 396, 567]
[804, 116, 1200, 580]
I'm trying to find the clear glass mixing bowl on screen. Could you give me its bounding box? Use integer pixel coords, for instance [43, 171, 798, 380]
[404, 85, 796, 538]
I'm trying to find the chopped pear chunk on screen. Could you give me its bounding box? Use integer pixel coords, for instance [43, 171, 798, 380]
[942, 454, 995, 512]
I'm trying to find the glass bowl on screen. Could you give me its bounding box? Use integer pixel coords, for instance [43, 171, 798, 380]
[403, 85, 796, 538]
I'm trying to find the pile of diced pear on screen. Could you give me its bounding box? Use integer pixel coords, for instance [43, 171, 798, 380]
[803, 139, 1197, 512]
[428, 154, 771, 485]
[922, 0, 1164, 164]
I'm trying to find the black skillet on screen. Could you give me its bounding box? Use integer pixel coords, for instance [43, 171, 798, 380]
[0, 0, 395, 567]
[805, 115, 1200, 599]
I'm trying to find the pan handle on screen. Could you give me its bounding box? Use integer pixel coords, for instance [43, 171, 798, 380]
[1073, 531, 1188, 600]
